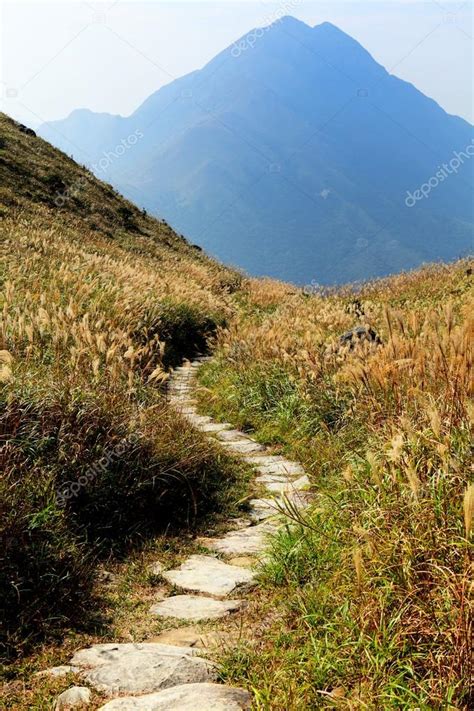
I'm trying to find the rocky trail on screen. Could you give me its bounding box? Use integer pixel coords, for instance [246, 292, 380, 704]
[47, 357, 312, 710]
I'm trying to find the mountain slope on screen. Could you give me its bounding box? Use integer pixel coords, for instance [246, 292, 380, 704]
[39, 17, 474, 284]
[0, 112, 246, 658]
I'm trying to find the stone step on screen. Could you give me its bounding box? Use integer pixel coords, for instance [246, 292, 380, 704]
[174, 406, 197, 415]
[242, 454, 286, 465]
[97, 682, 252, 710]
[69, 643, 214, 696]
[150, 595, 244, 621]
[247, 498, 280, 521]
[54, 686, 91, 709]
[198, 421, 232, 433]
[262, 474, 310, 494]
[215, 429, 249, 442]
[219, 439, 265, 455]
[162, 555, 255, 597]
[203, 522, 277, 556]
[183, 413, 213, 427]
[255, 474, 292, 485]
[254, 460, 305, 477]
[150, 626, 237, 650]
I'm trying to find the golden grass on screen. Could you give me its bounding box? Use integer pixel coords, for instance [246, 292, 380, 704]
[1, 109, 472, 706]
[199, 260, 473, 707]
[0, 112, 248, 664]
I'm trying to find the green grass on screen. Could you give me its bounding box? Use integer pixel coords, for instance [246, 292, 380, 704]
[197, 267, 473, 709]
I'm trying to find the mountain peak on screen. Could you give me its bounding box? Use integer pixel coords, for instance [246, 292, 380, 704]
[37, 18, 474, 285]
[312, 20, 364, 46]
[273, 15, 309, 29]
[313, 20, 344, 32]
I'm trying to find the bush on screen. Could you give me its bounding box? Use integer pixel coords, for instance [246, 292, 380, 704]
[0, 406, 95, 657]
[0, 392, 247, 660]
[117, 205, 137, 230]
[44, 173, 66, 195]
[134, 300, 224, 368]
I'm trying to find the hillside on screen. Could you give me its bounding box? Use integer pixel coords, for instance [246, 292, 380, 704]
[1, 113, 472, 709]
[197, 263, 473, 707]
[39, 17, 474, 284]
[0, 111, 247, 662]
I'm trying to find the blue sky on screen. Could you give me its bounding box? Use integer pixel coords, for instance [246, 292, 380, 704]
[1, 1, 472, 127]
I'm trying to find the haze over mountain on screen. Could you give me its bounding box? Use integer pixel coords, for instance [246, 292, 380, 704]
[39, 17, 473, 284]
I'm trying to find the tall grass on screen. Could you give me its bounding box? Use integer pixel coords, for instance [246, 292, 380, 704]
[0, 113, 246, 660]
[199, 262, 473, 707]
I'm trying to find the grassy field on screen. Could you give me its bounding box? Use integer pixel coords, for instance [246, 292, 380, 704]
[1, 112, 472, 709]
[198, 266, 473, 708]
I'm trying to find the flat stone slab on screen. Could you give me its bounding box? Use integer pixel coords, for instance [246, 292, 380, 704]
[70, 643, 214, 695]
[255, 460, 305, 477]
[169, 400, 197, 408]
[183, 413, 213, 427]
[150, 595, 244, 621]
[163, 555, 255, 597]
[242, 454, 286, 466]
[291, 474, 310, 489]
[54, 686, 91, 709]
[215, 429, 248, 442]
[198, 422, 232, 433]
[152, 627, 238, 650]
[219, 439, 265, 454]
[36, 665, 80, 678]
[150, 626, 205, 648]
[280, 489, 314, 509]
[262, 478, 305, 494]
[205, 522, 277, 556]
[248, 498, 280, 521]
[172, 405, 197, 414]
[255, 474, 291, 485]
[98, 683, 252, 710]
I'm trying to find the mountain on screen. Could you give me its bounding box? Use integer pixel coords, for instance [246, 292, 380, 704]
[38, 17, 474, 284]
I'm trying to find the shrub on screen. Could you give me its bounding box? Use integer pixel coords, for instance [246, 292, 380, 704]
[134, 300, 224, 369]
[0, 391, 247, 660]
[44, 173, 66, 195]
[0, 406, 95, 657]
[117, 205, 137, 230]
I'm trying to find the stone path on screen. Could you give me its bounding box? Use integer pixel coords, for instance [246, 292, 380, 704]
[49, 356, 311, 709]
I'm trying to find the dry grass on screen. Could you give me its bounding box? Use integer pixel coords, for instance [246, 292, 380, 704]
[0, 112, 248, 663]
[199, 260, 473, 708]
[1, 110, 472, 707]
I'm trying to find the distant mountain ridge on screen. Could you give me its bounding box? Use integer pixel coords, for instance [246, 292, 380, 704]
[39, 16, 474, 284]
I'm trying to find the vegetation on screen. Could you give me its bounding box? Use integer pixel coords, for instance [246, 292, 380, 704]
[0, 113, 247, 661]
[198, 266, 473, 708]
[1, 111, 472, 708]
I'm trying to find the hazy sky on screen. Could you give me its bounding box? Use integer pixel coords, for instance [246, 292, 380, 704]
[0, 1, 472, 128]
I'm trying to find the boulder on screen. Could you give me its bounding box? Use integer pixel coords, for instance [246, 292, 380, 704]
[339, 326, 382, 349]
